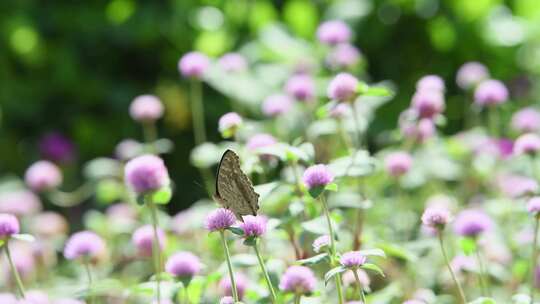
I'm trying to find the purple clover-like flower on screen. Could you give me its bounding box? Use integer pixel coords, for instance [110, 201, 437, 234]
[115, 139, 143, 161]
[246, 133, 277, 151]
[205, 208, 236, 232]
[30, 211, 68, 237]
[0, 190, 42, 217]
[384, 151, 413, 177]
[129, 95, 164, 122]
[165, 251, 201, 278]
[240, 215, 267, 237]
[512, 107, 540, 133]
[421, 206, 451, 230]
[330, 103, 350, 119]
[25, 160, 63, 192]
[514, 133, 540, 155]
[39, 132, 76, 163]
[178, 52, 210, 79]
[132, 225, 167, 257]
[312, 235, 330, 253]
[326, 43, 361, 70]
[218, 112, 243, 137]
[262, 94, 293, 117]
[527, 197, 540, 215]
[285, 74, 316, 102]
[456, 61, 489, 90]
[279, 265, 316, 295]
[416, 75, 445, 92]
[327, 72, 359, 102]
[340, 251, 367, 268]
[219, 272, 247, 299]
[317, 20, 352, 45]
[453, 209, 493, 237]
[411, 90, 445, 119]
[302, 164, 334, 189]
[0, 213, 20, 238]
[474, 79, 508, 106]
[218, 53, 248, 73]
[219, 296, 235, 304]
[64, 231, 105, 260]
[124, 154, 170, 194]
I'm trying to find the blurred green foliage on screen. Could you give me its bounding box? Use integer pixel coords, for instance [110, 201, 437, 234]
[1, 0, 540, 211]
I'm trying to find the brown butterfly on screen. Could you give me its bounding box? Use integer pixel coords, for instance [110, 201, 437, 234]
[214, 149, 260, 220]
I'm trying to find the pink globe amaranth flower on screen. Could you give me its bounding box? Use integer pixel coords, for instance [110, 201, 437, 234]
[330, 103, 350, 119]
[219, 296, 235, 304]
[421, 206, 451, 229]
[219, 272, 247, 299]
[342, 269, 370, 287]
[178, 51, 210, 79]
[129, 95, 164, 122]
[115, 139, 143, 161]
[497, 174, 538, 198]
[218, 112, 243, 137]
[124, 154, 170, 194]
[24, 290, 50, 304]
[312, 235, 330, 253]
[416, 75, 445, 92]
[0, 213, 20, 238]
[239, 215, 267, 237]
[262, 94, 293, 117]
[39, 132, 76, 163]
[340, 251, 367, 268]
[474, 79, 509, 106]
[205, 208, 236, 232]
[132, 225, 166, 257]
[30, 211, 68, 237]
[327, 72, 359, 102]
[514, 133, 540, 155]
[279, 265, 316, 295]
[218, 53, 247, 73]
[527, 197, 540, 215]
[0, 190, 42, 217]
[165, 251, 201, 278]
[285, 74, 316, 102]
[25, 160, 62, 192]
[4, 242, 35, 278]
[512, 107, 540, 133]
[63, 231, 105, 260]
[326, 43, 361, 70]
[384, 151, 413, 177]
[456, 62, 489, 90]
[411, 90, 445, 119]
[246, 133, 277, 151]
[302, 164, 334, 189]
[317, 20, 352, 45]
[453, 209, 493, 237]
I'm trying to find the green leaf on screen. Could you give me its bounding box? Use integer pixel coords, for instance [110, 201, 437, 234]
[227, 226, 245, 236]
[358, 248, 386, 258]
[356, 82, 369, 94]
[361, 263, 385, 277]
[308, 185, 325, 199]
[459, 237, 477, 255]
[0, 239, 4, 247]
[243, 237, 257, 247]
[11, 234, 35, 242]
[325, 183, 338, 192]
[152, 187, 172, 205]
[297, 253, 329, 266]
[376, 242, 417, 262]
[365, 86, 392, 97]
[324, 266, 347, 286]
[136, 194, 146, 205]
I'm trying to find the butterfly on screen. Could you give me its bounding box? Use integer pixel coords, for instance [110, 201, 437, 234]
[214, 149, 260, 220]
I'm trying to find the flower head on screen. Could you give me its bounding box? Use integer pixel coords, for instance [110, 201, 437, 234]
[302, 164, 334, 189]
[327, 73, 359, 102]
[218, 112, 243, 138]
[317, 20, 352, 45]
[384, 151, 413, 177]
[39, 132, 75, 163]
[218, 53, 247, 73]
[456, 61, 489, 90]
[115, 139, 143, 161]
[220, 297, 235, 304]
[219, 272, 247, 299]
[165, 251, 201, 278]
[330, 103, 350, 119]
[313, 235, 330, 253]
[240, 215, 267, 237]
[512, 107, 540, 133]
[64, 231, 105, 260]
[416, 75, 445, 92]
[129, 95, 164, 122]
[132, 225, 166, 257]
[178, 52, 210, 79]
[30, 211, 68, 237]
[285, 74, 315, 102]
[527, 197, 540, 215]
[514, 133, 540, 155]
[0, 213, 19, 238]
[474, 79, 508, 106]
[205, 208, 236, 232]
[421, 206, 451, 230]
[246, 133, 277, 151]
[453, 209, 493, 237]
[411, 90, 445, 119]
[262, 94, 293, 117]
[340, 251, 367, 268]
[25, 160, 63, 192]
[0, 190, 42, 217]
[326, 43, 361, 70]
[279, 265, 316, 295]
[124, 154, 170, 194]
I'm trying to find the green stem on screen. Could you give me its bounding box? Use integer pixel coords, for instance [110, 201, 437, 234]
[143, 121, 158, 153]
[350, 101, 363, 149]
[437, 232, 466, 304]
[220, 230, 239, 301]
[320, 196, 345, 304]
[294, 294, 301, 304]
[148, 201, 162, 304]
[254, 240, 277, 303]
[353, 269, 367, 303]
[475, 244, 490, 296]
[84, 261, 94, 304]
[487, 106, 499, 137]
[190, 79, 206, 145]
[4, 243, 26, 298]
[531, 217, 540, 304]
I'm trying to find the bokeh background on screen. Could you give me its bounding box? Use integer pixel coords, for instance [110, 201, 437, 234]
[1, 0, 539, 212]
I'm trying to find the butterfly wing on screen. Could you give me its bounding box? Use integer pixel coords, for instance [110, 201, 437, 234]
[215, 150, 259, 220]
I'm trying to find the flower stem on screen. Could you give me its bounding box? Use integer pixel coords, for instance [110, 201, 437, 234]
[320, 196, 345, 304]
[531, 217, 539, 303]
[474, 244, 490, 296]
[220, 230, 239, 301]
[190, 79, 206, 145]
[253, 240, 277, 303]
[487, 106, 498, 137]
[84, 261, 94, 304]
[353, 269, 367, 304]
[4, 243, 26, 298]
[437, 232, 466, 304]
[143, 121, 158, 153]
[294, 294, 301, 304]
[148, 201, 162, 304]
